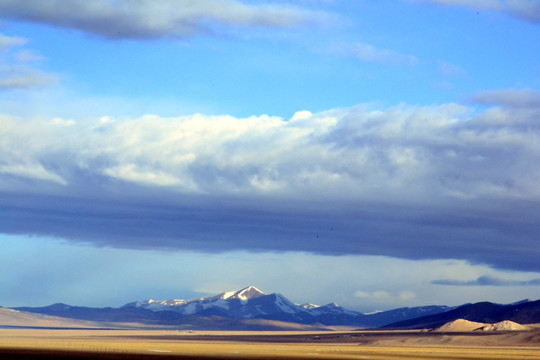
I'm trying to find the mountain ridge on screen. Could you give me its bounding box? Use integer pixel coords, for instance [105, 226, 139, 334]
[10, 285, 452, 328]
[384, 299, 540, 329]
[14, 286, 539, 330]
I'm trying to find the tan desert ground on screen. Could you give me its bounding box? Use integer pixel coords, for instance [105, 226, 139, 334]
[1, 325, 540, 359]
[1, 308, 540, 359]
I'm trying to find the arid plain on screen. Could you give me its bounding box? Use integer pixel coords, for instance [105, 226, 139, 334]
[1, 326, 540, 360]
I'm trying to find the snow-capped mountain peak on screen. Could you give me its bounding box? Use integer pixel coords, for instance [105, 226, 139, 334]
[121, 286, 371, 324]
[124, 286, 270, 315]
[237, 286, 265, 300]
[219, 286, 265, 301]
[300, 303, 320, 310]
[126, 298, 189, 311]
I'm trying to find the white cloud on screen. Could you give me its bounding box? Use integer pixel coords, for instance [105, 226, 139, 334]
[0, 0, 319, 40]
[353, 42, 418, 66]
[2, 95, 540, 202]
[290, 110, 313, 121]
[0, 163, 66, 185]
[399, 291, 416, 301]
[103, 164, 196, 189]
[354, 290, 415, 303]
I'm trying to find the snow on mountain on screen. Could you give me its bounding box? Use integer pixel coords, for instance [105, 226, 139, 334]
[216, 286, 265, 302]
[300, 303, 320, 310]
[273, 294, 298, 314]
[303, 302, 361, 317]
[122, 286, 363, 324]
[11, 286, 463, 328]
[124, 286, 265, 316]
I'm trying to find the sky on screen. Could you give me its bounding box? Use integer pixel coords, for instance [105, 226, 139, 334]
[1, 0, 540, 313]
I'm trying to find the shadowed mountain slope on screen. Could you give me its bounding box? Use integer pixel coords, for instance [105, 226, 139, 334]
[385, 300, 540, 329]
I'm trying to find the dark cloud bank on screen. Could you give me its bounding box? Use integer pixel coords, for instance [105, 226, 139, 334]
[1, 189, 539, 272]
[1, 90, 540, 272]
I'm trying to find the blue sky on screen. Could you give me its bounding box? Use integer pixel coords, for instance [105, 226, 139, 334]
[1, 0, 540, 312]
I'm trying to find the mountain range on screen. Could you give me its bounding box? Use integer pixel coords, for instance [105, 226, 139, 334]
[383, 299, 540, 329]
[11, 286, 450, 329]
[6, 286, 540, 330]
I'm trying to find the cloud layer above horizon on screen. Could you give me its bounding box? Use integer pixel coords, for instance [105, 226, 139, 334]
[2, 89, 540, 272]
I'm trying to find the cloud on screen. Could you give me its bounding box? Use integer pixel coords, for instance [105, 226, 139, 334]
[0, 33, 26, 50]
[469, 89, 540, 108]
[0, 67, 58, 90]
[399, 291, 416, 301]
[353, 291, 371, 299]
[0, 33, 58, 90]
[0, 0, 318, 40]
[413, 0, 540, 24]
[1, 94, 540, 271]
[0, 163, 67, 185]
[353, 42, 418, 66]
[467, 89, 540, 127]
[354, 290, 416, 302]
[432, 275, 540, 286]
[438, 60, 466, 77]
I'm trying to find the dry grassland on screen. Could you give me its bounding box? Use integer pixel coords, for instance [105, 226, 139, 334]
[1, 328, 539, 360]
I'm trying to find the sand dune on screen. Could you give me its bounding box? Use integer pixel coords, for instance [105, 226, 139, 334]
[433, 319, 487, 332]
[0, 307, 98, 328]
[477, 320, 530, 331]
[433, 318, 530, 332]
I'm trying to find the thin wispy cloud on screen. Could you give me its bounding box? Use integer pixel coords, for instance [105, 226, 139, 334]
[413, 0, 540, 24]
[354, 290, 416, 302]
[0, 33, 58, 91]
[0, 33, 26, 50]
[438, 60, 466, 77]
[0, 0, 318, 40]
[0, 67, 58, 91]
[432, 275, 540, 286]
[469, 89, 540, 108]
[353, 42, 418, 66]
